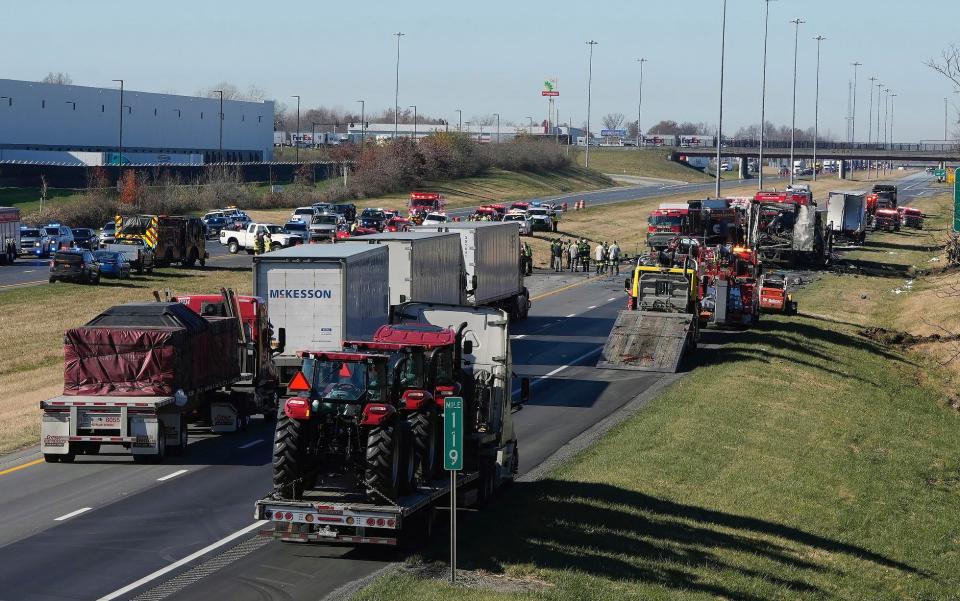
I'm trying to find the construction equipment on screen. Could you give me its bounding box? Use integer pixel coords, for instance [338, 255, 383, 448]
[759, 271, 798, 315]
[598, 262, 700, 372]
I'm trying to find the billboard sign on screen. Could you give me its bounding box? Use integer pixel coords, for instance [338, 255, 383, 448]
[541, 79, 559, 97]
[601, 129, 627, 137]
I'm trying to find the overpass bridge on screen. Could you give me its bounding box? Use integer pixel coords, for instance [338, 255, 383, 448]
[673, 139, 960, 178]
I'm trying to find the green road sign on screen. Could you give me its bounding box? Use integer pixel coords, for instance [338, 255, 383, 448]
[935, 168, 947, 178]
[443, 397, 463, 471]
[954, 169, 960, 233]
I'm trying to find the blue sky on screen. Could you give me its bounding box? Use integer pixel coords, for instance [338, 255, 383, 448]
[5, 0, 958, 140]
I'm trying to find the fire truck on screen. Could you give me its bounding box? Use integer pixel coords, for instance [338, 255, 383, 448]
[408, 192, 445, 225]
[698, 245, 760, 328]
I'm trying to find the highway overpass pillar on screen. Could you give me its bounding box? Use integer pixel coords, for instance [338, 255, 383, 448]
[739, 156, 749, 180]
[838, 160, 847, 180]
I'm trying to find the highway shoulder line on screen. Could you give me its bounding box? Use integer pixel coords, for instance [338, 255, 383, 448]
[0, 458, 43, 476]
[157, 469, 188, 482]
[54, 507, 92, 521]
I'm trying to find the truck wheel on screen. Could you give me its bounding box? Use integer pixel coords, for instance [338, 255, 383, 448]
[271, 243, 282, 252]
[410, 405, 438, 484]
[169, 416, 188, 455]
[43, 453, 61, 463]
[272, 409, 310, 500]
[364, 417, 402, 502]
[228, 240, 240, 254]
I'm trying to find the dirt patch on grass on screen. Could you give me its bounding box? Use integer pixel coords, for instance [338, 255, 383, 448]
[403, 562, 553, 594]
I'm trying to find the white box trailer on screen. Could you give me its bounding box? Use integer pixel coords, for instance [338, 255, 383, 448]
[358, 231, 465, 306]
[253, 244, 390, 383]
[0, 206, 21, 264]
[827, 191, 867, 243]
[412, 222, 529, 319]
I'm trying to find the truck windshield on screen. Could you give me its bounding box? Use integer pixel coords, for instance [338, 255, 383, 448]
[44, 227, 61, 236]
[265, 225, 285, 234]
[649, 216, 683, 226]
[312, 215, 339, 225]
[303, 359, 370, 403]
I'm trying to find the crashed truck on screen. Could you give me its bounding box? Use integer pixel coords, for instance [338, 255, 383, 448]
[598, 261, 700, 373]
[749, 189, 832, 267]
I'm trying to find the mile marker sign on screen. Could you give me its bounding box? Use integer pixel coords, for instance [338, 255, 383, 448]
[443, 397, 463, 471]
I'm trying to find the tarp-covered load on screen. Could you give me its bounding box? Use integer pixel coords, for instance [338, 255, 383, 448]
[64, 302, 240, 396]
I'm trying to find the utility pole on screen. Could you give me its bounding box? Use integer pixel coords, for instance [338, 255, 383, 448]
[850, 61, 861, 143]
[291, 95, 301, 163]
[889, 93, 897, 146]
[788, 17, 805, 186]
[493, 113, 500, 143]
[393, 32, 405, 139]
[585, 40, 597, 169]
[636, 57, 647, 148]
[409, 105, 417, 139]
[867, 76, 876, 179]
[716, 0, 728, 197]
[813, 35, 825, 182]
[876, 80, 883, 177]
[759, 0, 776, 190]
[946, 97, 950, 141]
[213, 89, 224, 162]
[357, 100, 365, 150]
[883, 88, 890, 150]
[112, 79, 124, 166]
[455, 109, 462, 132]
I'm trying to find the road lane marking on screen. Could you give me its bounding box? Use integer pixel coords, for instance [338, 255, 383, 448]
[537, 347, 604, 381]
[238, 439, 264, 449]
[587, 305, 597, 309]
[512, 334, 526, 339]
[157, 469, 188, 481]
[0, 458, 44, 476]
[97, 520, 269, 601]
[23, 270, 33, 273]
[608, 297, 618, 301]
[54, 507, 92, 521]
[565, 313, 576, 318]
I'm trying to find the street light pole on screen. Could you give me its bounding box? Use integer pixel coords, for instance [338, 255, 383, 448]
[493, 113, 500, 143]
[212, 89, 224, 162]
[850, 62, 861, 143]
[312, 122, 319, 148]
[876, 81, 883, 177]
[813, 35, 825, 182]
[409, 105, 417, 139]
[889, 93, 897, 146]
[585, 40, 597, 169]
[758, 0, 775, 190]
[788, 17, 805, 186]
[357, 100, 365, 150]
[946, 97, 950, 141]
[715, 1, 728, 197]
[291, 95, 301, 163]
[883, 88, 890, 150]
[636, 57, 647, 148]
[455, 109, 462, 132]
[866, 76, 876, 179]
[112, 79, 124, 166]
[393, 32, 405, 139]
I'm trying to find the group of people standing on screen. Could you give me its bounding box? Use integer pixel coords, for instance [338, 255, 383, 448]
[547, 238, 621, 275]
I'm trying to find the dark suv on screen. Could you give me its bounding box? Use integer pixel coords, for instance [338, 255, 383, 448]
[72, 228, 96, 250]
[49, 249, 100, 284]
[358, 208, 386, 231]
[331, 203, 357, 223]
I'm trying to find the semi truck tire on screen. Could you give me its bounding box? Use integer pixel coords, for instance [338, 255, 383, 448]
[364, 417, 403, 502]
[409, 404, 438, 484]
[272, 410, 310, 500]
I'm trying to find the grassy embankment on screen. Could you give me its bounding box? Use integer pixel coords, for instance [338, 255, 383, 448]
[355, 175, 960, 600]
[576, 147, 714, 182]
[0, 264, 252, 454]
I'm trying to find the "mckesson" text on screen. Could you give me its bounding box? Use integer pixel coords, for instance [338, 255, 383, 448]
[269, 289, 333, 299]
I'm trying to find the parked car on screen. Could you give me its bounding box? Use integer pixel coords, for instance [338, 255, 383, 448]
[503, 212, 533, 236]
[283, 220, 309, 237]
[290, 206, 318, 223]
[421, 212, 448, 226]
[526, 207, 555, 232]
[202, 215, 229, 239]
[92, 250, 131, 279]
[49, 249, 100, 284]
[39, 224, 74, 257]
[97, 222, 116, 247]
[219, 207, 251, 227]
[71, 228, 96, 250]
[358, 208, 387, 231]
[331, 203, 357, 223]
[19, 226, 44, 256]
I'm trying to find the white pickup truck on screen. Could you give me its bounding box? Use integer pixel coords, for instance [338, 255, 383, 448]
[221, 223, 303, 254]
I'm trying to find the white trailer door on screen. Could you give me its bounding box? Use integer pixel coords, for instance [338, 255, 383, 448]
[266, 265, 344, 352]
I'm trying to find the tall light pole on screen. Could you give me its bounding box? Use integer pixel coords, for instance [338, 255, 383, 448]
[455, 109, 462, 132]
[715, 0, 728, 197]
[812, 35, 825, 182]
[889, 93, 897, 146]
[409, 105, 417, 139]
[493, 113, 500, 143]
[291, 95, 301, 162]
[357, 100, 365, 150]
[788, 18, 805, 186]
[393, 32, 405, 138]
[635, 57, 647, 148]
[850, 62, 861, 143]
[585, 40, 597, 169]
[758, 0, 776, 190]
[866, 76, 876, 179]
[526, 116, 534, 129]
[876, 81, 883, 176]
[212, 89, 224, 162]
[883, 88, 890, 150]
[112, 79, 124, 166]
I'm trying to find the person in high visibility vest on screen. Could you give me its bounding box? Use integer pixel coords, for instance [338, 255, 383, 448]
[254, 230, 265, 255]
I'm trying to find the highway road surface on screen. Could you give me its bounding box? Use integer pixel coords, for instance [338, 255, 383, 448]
[0, 174, 773, 290]
[0, 271, 656, 601]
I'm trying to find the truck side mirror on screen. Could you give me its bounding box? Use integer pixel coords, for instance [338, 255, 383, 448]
[273, 327, 286, 355]
[462, 340, 473, 356]
[520, 377, 530, 404]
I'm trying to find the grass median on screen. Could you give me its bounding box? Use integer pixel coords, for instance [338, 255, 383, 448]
[356, 176, 960, 600]
[0, 262, 252, 454]
[576, 147, 714, 182]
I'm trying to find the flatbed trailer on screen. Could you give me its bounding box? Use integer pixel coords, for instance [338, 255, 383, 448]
[256, 472, 478, 546]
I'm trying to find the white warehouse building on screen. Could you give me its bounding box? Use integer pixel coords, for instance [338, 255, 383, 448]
[0, 79, 275, 165]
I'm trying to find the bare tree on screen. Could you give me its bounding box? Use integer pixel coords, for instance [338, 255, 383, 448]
[42, 72, 72, 85]
[626, 120, 639, 139]
[926, 44, 960, 87]
[602, 113, 625, 131]
[197, 82, 268, 102]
